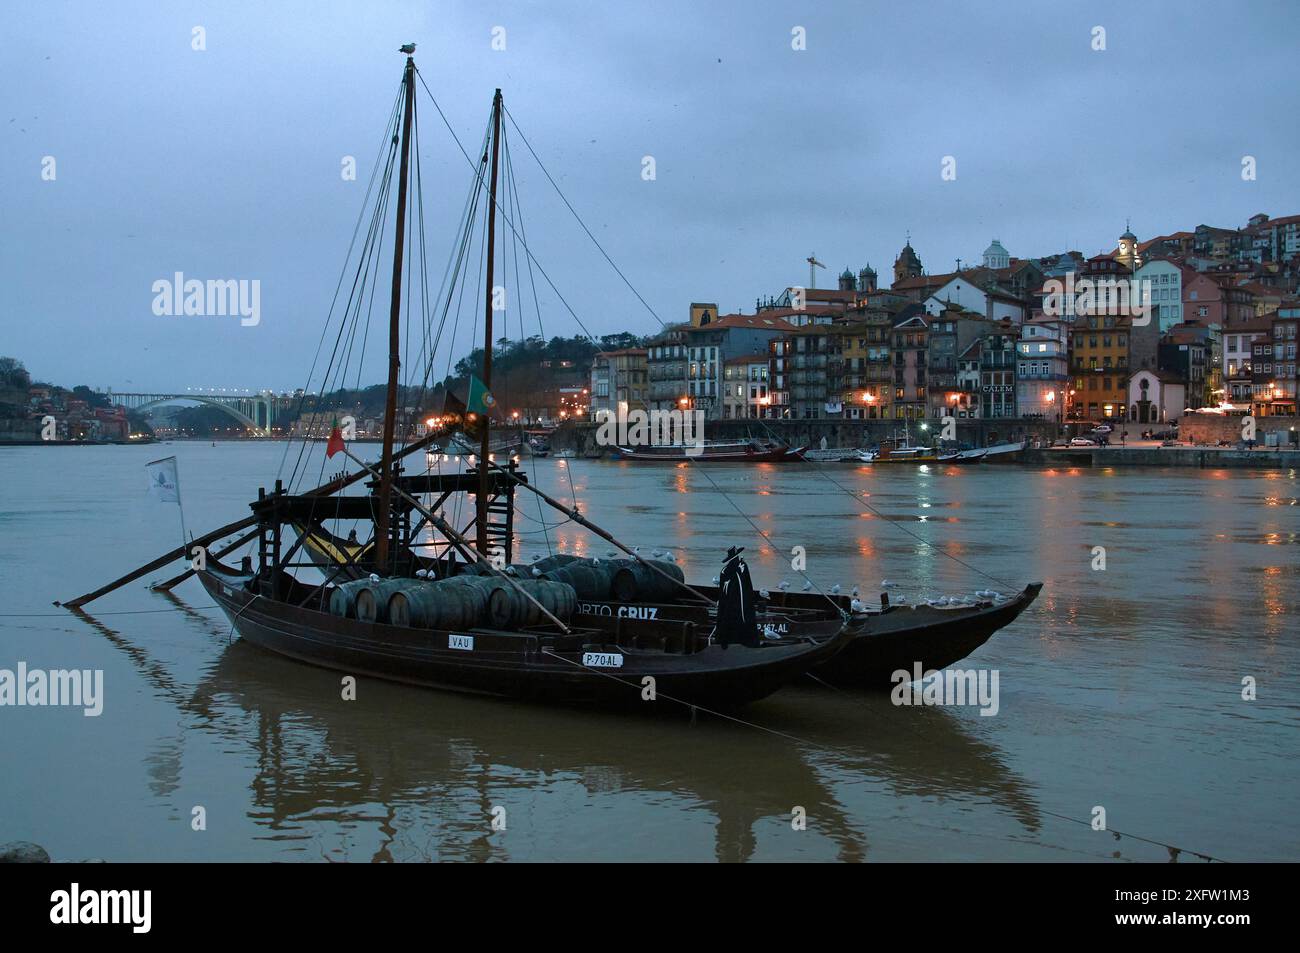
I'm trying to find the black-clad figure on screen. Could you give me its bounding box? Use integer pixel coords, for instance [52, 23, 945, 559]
[715, 546, 760, 648]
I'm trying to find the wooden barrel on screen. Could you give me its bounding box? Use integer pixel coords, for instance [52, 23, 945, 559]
[540, 563, 616, 599]
[486, 580, 577, 628]
[388, 580, 488, 629]
[611, 559, 685, 602]
[355, 579, 413, 624]
[328, 578, 370, 618]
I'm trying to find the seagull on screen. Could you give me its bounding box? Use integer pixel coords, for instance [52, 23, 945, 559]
[801, 580, 812, 592]
[415, 569, 427, 579]
[665, 553, 676, 563]
[505, 566, 518, 576]
[759, 589, 770, 599]
[850, 598, 864, 612]
[399, 43, 416, 54]
[633, 546, 641, 554]
[829, 584, 841, 595]
[881, 579, 897, 588]
[851, 586, 860, 597]
[530, 567, 542, 578]
[778, 580, 790, 591]
[711, 575, 719, 585]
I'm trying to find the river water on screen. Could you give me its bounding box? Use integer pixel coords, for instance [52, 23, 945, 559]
[1, 442, 1296, 862]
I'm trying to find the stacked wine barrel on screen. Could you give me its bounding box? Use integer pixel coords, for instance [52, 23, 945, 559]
[540, 556, 684, 602]
[387, 576, 493, 629]
[609, 560, 684, 602]
[328, 573, 578, 630]
[325, 553, 683, 630]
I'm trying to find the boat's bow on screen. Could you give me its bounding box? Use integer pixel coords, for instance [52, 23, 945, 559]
[814, 582, 1042, 689]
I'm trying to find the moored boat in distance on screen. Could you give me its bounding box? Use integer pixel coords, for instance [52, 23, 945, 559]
[980, 439, 1028, 462]
[802, 447, 875, 463]
[938, 448, 987, 464]
[613, 440, 805, 462]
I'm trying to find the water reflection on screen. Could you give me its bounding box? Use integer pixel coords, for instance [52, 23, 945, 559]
[71, 593, 1043, 862]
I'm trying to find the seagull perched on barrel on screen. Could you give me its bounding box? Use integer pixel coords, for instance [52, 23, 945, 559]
[399, 42, 416, 54]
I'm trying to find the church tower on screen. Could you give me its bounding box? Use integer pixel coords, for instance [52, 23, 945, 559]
[893, 240, 923, 286]
[1116, 222, 1140, 269]
[858, 264, 877, 293]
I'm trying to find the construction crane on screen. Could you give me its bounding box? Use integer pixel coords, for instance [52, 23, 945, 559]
[805, 254, 825, 289]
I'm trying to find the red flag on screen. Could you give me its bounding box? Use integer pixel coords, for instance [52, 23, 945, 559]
[326, 419, 346, 458]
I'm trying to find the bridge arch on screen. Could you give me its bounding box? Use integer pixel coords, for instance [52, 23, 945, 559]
[130, 396, 265, 433]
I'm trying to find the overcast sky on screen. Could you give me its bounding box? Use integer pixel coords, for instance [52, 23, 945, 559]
[4, 0, 1298, 394]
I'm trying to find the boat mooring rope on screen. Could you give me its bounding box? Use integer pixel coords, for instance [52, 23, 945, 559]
[802, 670, 1228, 862]
[752, 418, 1022, 592]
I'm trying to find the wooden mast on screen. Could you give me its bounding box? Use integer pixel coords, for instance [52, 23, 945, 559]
[375, 54, 417, 573]
[476, 88, 503, 556]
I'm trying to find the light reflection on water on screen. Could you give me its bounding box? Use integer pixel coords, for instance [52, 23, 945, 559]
[0, 444, 1297, 861]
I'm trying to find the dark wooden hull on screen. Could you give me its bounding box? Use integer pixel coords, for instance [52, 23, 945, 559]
[197, 565, 851, 710]
[285, 524, 1038, 691]
[613, 445, 802, 462]
[542, 585, 1041, 690]
[812, 584, 1042, 689]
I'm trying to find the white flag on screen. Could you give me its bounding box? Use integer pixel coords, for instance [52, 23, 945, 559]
[145, 456, 180, 503]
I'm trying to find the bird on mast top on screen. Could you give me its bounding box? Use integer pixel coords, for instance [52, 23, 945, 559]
[399, 42, 416, 55]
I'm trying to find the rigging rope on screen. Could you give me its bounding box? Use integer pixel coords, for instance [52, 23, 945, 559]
[750, 417, 1021, 592]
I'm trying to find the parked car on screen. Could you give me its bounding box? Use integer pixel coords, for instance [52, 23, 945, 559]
[1070, 436, 1100, 447]
[1091, 424, 1114, 435]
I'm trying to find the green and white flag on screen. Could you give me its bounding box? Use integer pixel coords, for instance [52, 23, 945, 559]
[467, 374, 497, 417]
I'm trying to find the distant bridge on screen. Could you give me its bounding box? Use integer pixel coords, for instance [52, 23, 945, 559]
[98, 390, 282, 434]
